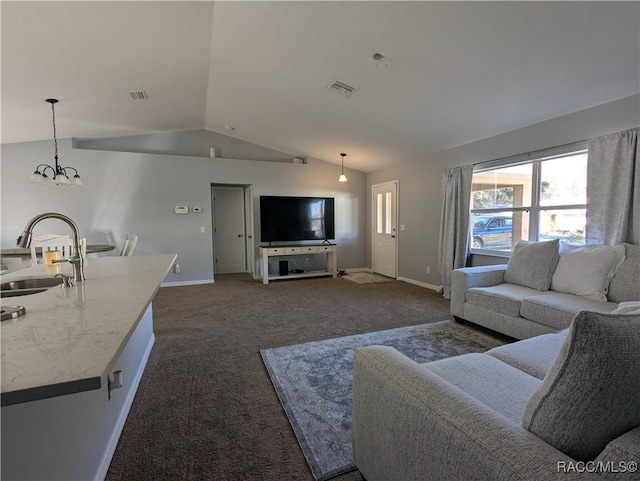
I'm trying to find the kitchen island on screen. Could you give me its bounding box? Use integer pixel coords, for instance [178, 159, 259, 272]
[1, 254, 176, 480]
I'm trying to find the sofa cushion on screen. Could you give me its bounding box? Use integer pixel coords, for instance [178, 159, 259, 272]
[550, 244, 625, 302]
[521, 292, 619, 330]
[522, 311, 640, 461]
[607, 243, 640, 303]
[466, 283, 547, 318]
[423, 353, 541, 423]
[487, 333, 566, 380]
[504, 239, 560, 291]
[595, 426, 640, 481]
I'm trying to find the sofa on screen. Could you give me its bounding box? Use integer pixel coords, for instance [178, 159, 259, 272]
[451, 241, 639, 339]
[352, 309, 640, 481]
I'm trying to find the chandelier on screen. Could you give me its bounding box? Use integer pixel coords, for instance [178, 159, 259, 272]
[30, 99, 83, 186]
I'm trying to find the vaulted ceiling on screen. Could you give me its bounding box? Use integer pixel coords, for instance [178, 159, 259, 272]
[2, 1, 638, 172]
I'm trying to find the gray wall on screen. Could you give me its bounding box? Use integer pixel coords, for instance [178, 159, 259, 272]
[1, 132, 366, 283]
[366, 94, 640, 287]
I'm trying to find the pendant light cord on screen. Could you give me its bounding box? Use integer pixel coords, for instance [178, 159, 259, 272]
[51, 101, 59, 169]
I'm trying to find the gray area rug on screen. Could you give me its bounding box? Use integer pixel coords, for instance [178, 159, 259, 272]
[260, 320, 505, 481]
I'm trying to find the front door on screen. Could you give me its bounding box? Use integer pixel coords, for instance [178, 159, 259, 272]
[212, 186, 246, 274]
[372, 181, 398, 278]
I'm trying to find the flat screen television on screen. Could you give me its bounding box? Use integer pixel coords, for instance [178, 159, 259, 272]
[260, 196, 335, 242]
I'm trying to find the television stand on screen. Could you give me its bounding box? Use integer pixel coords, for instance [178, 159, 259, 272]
[259, 244, 337, 284]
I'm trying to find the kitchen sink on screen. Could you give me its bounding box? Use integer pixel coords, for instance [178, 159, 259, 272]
[0, 276, 64, 297]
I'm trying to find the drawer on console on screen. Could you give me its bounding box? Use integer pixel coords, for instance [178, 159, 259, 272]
[267, 248, 284, 255]
[302, 246, 319, 253]
[316, 246, 332, 252]
[286, 247, 302, 254]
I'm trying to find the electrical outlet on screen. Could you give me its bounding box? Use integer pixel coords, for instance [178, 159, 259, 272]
[426, 266, 431, 274]
[174, 263, 181, 274]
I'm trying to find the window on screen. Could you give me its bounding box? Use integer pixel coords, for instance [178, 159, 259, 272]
[470, 150, 587, 254]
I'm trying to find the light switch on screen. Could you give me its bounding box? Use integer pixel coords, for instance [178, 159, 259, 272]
[201, 226, 206, 233]
[400, 224, 405, 231]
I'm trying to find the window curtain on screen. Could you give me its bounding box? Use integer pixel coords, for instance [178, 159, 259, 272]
[586, 128, 639, 245]
[438, 165, 473, 298]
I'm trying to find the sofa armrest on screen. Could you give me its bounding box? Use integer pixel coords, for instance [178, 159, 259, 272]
[451, 265, 507, 318]
[353, 346, 600, 481]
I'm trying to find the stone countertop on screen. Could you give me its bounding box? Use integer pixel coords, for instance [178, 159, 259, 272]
[0, 254, 176, 406]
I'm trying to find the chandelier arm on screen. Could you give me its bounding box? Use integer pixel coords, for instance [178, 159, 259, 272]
[61, 166, 79, 176]
[38, 165, 56, 177]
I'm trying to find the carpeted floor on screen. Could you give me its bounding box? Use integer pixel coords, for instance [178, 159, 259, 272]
[105, 273, 506, 481]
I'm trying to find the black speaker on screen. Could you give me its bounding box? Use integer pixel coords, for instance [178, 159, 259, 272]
[279, 260, 289, 276]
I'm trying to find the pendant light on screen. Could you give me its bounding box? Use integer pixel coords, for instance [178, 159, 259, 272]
[338, 153, 348, 182]
[30, 98, 83, 187]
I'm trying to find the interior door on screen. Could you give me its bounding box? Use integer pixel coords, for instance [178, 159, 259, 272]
[372, 181, 398, 278]
[212, 186, 246, 274]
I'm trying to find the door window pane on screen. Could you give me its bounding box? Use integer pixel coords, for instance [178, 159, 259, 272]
[376, 193, 383, 234]
[385, 192, 392, 234]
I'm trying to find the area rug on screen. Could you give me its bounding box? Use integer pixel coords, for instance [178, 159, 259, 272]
[341, 271, 392, 284]
[260, 320, 506, 480]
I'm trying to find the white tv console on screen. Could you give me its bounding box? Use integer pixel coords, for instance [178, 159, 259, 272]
[259, 244, 337, 284]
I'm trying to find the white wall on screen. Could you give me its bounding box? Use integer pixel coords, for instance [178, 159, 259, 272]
[1, 137, 367, 283]
[366, 95, 640, 287]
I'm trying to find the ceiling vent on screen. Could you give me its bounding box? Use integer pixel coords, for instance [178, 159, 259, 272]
[129, 90, 148, 100]
[325, 80, 357, 99]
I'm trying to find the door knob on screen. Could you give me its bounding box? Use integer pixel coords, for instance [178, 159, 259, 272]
[391, 235, 396, 238]
[238, 234, 243, 237]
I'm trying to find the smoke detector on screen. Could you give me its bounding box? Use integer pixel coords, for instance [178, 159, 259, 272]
[325, 80, 358, 99]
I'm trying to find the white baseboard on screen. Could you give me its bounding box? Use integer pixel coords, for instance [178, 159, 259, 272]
[161, 279, 214, 287]
[397, 276, 442, 292]
[344, 269, 441, 292]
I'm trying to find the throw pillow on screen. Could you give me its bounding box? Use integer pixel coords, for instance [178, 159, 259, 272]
[522, 310, 640, 461]
[504, 239, 559, 291]
[550, 244, 625, 302]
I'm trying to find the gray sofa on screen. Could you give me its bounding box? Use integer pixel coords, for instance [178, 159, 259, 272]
[353, 310, 640, 481]
[451, 242, 639, 339]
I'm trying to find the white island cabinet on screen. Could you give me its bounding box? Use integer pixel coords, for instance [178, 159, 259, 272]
[1, 254, 176, 481]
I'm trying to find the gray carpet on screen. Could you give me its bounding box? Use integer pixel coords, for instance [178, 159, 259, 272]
[105, 273, 508, 481]
[261, 321, 505, 480]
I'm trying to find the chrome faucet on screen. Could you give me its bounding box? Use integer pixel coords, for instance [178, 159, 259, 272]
[17, 212, 85, 282]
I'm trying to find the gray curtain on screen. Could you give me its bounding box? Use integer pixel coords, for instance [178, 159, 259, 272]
[586, 128, 639, 245]
[438, 165, 473, 299]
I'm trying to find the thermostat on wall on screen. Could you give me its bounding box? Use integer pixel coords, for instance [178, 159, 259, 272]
[174, 206, 189, 214]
